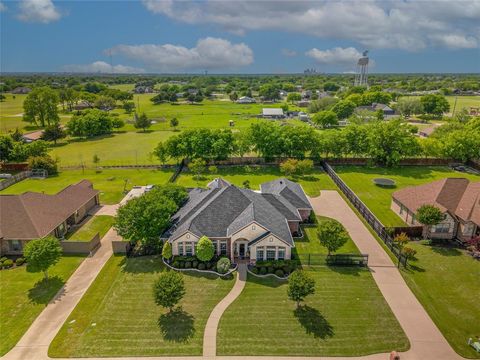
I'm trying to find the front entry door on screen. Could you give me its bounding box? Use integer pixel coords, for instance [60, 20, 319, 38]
[239, 243, 245, 258]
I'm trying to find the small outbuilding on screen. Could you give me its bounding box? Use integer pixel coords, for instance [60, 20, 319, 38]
[262, 108, 284, 119]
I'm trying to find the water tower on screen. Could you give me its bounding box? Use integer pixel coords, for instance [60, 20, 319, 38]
[354, 50, 369, 87]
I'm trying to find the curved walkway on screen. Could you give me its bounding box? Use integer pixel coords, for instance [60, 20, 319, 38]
[309, 191, 465, 360]
[203, 263, 247, 359]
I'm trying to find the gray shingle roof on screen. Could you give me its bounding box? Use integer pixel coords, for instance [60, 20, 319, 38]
[260, 178, 312, 209]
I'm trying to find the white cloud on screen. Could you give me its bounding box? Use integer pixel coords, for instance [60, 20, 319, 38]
[306, 47, 362, 66]
[108, 37, 254, 72]
[17, 0, 61, 23]
[63, 61, 145, 74]
[281, 48, 297, 57]
[0, 2, 7, 12]
[141, 1, 480, 50]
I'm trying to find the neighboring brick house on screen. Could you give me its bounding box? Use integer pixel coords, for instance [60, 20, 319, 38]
[164, 178, 312, 263]
[391, 178, 480, 241]
[0, 180, 99, 255]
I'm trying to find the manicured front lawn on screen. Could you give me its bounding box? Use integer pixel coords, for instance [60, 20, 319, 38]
[400, 241, 480, 359]
[175, 166, 337, 197]
[65, 215, 114, 242]
[49, 255, 235, 357]
[335, 165, 480, 227]
[0, 255, 85, 356]
[0, 168, 174, 204]
[217, 268, 409, 356]
[294, 216, 360, 257]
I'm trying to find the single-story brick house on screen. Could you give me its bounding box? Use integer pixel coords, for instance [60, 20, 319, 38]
[391, 178, 480, 241]
[164, 178, 312, 263]
[0, 180, 99, 255]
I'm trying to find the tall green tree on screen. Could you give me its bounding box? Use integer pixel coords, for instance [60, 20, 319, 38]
[23, 87, 60, 127]
[153, 272, 186, 312]
[287, 270, 316, 308]
[312, 110, 338, 128]
[195, 236, 215, 262]
[41, 123, 66, 144]
[317, 220, 349, 255]
[420, 94, 450, 117]
[134, 113, 152, 132]
[416, 204, 444, 238]
[23, 236, 62, 280]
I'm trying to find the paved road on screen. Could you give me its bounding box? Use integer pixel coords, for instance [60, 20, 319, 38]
[308, 191, 464, 360]
[203, 264, 247, 358]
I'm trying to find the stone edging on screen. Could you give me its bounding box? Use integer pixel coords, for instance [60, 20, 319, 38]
[246, 266, 290, 280]
[162, 257, 238, 277]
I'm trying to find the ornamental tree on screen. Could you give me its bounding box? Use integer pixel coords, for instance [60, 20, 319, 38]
[287, 270, 316, 308]
[196, 236, 215, 262]
[416, 204, 444, 238]
[153, 271, 186, 312]
[317, 220, 349, 255]
[23, 236, 62, 280]
[312, 110, 338, 128]
[162, 242, 173, 260]
[23, 87, 60, 127]
[393, 232, 410, 250]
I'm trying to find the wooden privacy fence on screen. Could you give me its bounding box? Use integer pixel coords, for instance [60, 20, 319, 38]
[60, 233, 100, 254]
[322, 162, 408, 267]
[294, 253, 369, 267]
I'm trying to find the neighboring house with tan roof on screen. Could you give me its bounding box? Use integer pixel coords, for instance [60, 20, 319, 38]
[391, 178, 480, 241]
[0, 180, 99, 255]
[164, 178, 312, 263]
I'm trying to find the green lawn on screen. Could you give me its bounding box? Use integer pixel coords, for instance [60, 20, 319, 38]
[335, 165, 480, 227]
[0, 255, 85, 355]
[175, 166, 337, 197]
[49, 130, 175, 167]
[65, 215, 114, 242]
[217, 267, 409, 356]
[400, 241, 480, 359]
[294, 216, 360, 257]
[49, 255, 235, 357]
[0, 168, 174, 204]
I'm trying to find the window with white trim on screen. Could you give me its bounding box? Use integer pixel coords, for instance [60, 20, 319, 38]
[185, 242, 193, 256]
[220, 241, 227, 255]
[256, 247, 264, 261]
[278, 247, 285, 260]
[433, 223, 450, 233]
[177, 242, 184, 256]
[213, 241, 219, 254]
[266, 246, 276, 260]
[10, 240, 22, 252]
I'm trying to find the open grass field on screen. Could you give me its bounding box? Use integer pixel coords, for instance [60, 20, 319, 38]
[446, 95, 479, 113]
[49, 130, 175, 167]
[400, 241, 480, 359]
[217, 267, 409, 356]
[49, 255, 235, 357]
[294, 216, 360, 257]
[0, 255, 85, 356]
[0, 94, 30, 133]
[334, 165, 480, 227]
[175, 166, 337, 197]
[0, 168, 173, 204]
[65, 215, 114, 242]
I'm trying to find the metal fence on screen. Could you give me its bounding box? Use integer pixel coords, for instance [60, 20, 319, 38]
[0, 171, 31, 191]
[294, 253, 369, 267]
[322, 162, 408, 267]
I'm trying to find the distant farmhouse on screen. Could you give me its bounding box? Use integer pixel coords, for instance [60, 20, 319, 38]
[391, 178, 480, 241]
[164, 178, 312, 262]
[356, 103, 396, 117]
[236, 96, 256, 104]
[0, 180, 99, 255]
[11, 87, 31, 94]
[134, 85, 154, 94]
[262, 108, 284, 119]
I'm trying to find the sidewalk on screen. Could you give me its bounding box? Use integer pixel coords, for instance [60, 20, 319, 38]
[2, 229, 120, 360]
[308, 191, 464, 360]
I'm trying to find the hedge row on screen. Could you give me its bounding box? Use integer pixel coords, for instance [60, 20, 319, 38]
[0, 256, 25, 270]
[171, 255, 231, 273]
[250, 259, 299, 277]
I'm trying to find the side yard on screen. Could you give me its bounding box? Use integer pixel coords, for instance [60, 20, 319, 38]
[217, 268, 409, 356]
[0, 168, 174, 204]
[49, 255, 235, 357]
[176, 165, 337, 197]
[0, 255, 86, 355]
[65, 215, 114, 242]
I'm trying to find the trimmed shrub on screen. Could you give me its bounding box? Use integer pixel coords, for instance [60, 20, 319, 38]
[15, 257, 25, 266]
[192, 260, 198, 268]
[0, 257, 7, 264]
[216, 257, 231, 274]
[259, 267, 267, 275]
[283, 266, 291, 274]
[178, 261, 185, 269]
[251, 267, 259, 274]
[184, 261, 192, 269]
[275, 269, 285, 277]
[267, 266, 275, 274]
[198, 262, 206, 270]
[206, 262, 212, 269]
[172, 260, 180, 268]
[2, 259, 13, 268]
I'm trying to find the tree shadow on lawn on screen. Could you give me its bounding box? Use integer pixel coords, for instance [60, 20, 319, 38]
[325, 265, 365, 277]
[429, 244, 462, 257]
[121, 256, 163, 274]
[294, 305, 334, 339]
[28, 275, 65, 305]
[158, 307, 195, 342]
[183, 270, 234, 282]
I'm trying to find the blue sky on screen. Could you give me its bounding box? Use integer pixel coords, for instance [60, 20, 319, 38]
[1, 0, 479, 74]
